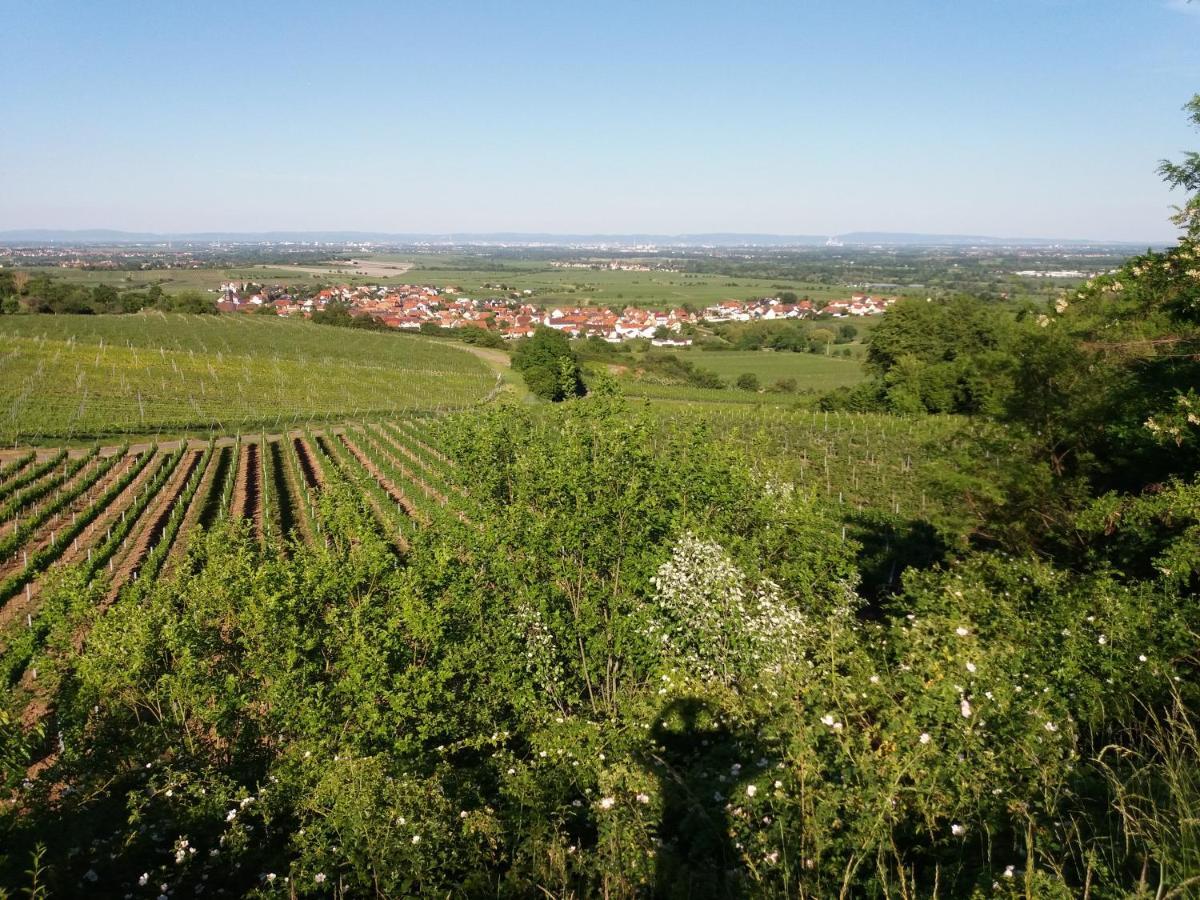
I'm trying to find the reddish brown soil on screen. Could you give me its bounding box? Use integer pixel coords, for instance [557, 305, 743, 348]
[291, 436, 324, 490]
[231, 442, 263, 542]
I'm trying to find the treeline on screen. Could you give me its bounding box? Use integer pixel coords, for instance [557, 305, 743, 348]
[0, 271, 215, 315]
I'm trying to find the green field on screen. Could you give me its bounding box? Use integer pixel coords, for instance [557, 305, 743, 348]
[659, 349, 865, 388]
[38, 256, 859, 308]
[396, 260, 852, 308]
[0, 313, 496, 443]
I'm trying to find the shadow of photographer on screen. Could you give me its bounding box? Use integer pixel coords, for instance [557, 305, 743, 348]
[647, 696, 762, 899]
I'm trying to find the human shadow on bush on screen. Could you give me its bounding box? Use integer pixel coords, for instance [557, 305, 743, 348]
[846, 510, 950, 615]
[648, 697, 759, 899]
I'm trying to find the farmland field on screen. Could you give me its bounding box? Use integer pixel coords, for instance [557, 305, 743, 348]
[393, 259, 854, 308]
[0, 313, 497, 443]
[35, 255, 863, 309]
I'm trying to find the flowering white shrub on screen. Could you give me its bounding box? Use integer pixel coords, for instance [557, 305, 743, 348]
[648, 532, 816, 683]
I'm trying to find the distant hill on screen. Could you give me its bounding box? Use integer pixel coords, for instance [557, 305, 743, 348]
[0, 229, 1158, 248]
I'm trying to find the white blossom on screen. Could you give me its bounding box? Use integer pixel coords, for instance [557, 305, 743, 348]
[649, 533, 824, 683]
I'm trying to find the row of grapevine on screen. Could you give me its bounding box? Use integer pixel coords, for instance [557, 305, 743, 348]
[0, 449, 69, 509]
[82, 446, 187, 588]
[125, 444, 215, 595]
[375, 422, 463, 503]
[0, 446, 155, 608]
[351, 426, 462, 527]
[0, 451, 36, 485]
[0, 447, 121, 564]
[309, 430, 412, 547]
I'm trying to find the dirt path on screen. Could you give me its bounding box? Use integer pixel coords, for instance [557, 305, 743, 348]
[232, 442, 262, 542]
[291, 436, 324, 490]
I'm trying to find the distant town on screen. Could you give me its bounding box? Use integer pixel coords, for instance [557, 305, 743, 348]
[216, 281, 897, 342]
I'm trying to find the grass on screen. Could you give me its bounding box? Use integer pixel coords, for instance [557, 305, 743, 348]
[655, 349, 866, 389]
[0, 313, 496, 443]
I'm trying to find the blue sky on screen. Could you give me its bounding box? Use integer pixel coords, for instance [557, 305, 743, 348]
[2, 0, 1198, 241]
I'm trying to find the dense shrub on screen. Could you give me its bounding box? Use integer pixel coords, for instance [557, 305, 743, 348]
[512, 327, 587, 401]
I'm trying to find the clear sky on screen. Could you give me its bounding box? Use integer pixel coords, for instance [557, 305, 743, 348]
[2, 0, 1198, 241]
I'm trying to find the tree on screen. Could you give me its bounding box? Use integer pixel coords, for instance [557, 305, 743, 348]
[512, 327, 586, 401]
[809, 328, 835, 355]
[735, 372, 760, 392]
[1158, 94, 1200, 234]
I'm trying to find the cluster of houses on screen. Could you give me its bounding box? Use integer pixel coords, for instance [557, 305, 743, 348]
[215, 281, 895, 341]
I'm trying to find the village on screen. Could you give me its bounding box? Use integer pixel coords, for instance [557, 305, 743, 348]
[216, 281, 896, 341]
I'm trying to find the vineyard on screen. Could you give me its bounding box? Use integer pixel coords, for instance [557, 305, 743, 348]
[0, 416, 477, 718]
[0, 313, 498, 443]
[0, 397, 959, 717]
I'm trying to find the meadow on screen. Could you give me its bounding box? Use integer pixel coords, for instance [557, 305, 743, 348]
[655, 348, 866, 388]
[0, 313, 496, 443]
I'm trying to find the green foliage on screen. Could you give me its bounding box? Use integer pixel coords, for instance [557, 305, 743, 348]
[734, 372, 760, 392]
[512, 327, 587, 401]
[310, 301, 390, 331]
[861, 295, 1016, 414]
[1157, 93, 1200, 234]
[3, 103, 1200, 892]
[0, 272, 217, 316]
